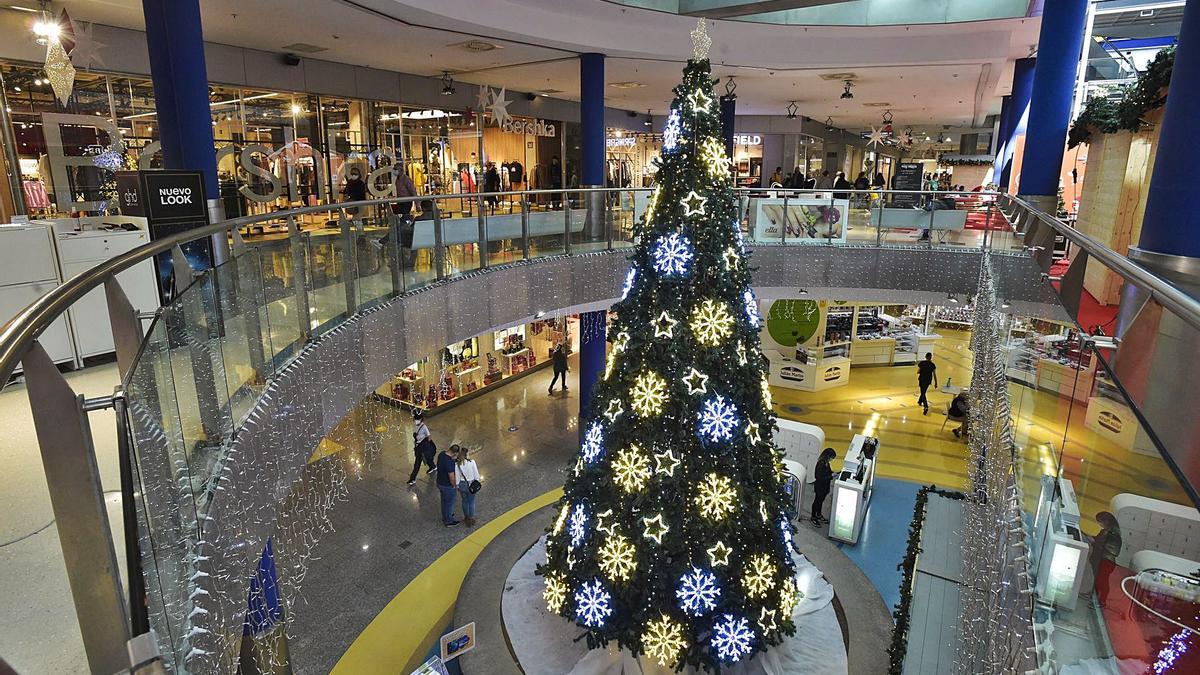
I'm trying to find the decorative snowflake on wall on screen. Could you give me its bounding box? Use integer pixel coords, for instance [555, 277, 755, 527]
[643, 614, 687, 667]
[581, 422, 604, 464]
[690, 298, 735, 347]
[676, 566, 721, 616]
[698, 394, 739, 442]
[653, 232, 694, 277]
[631, 371, 668, 417]
[662, 109, 682, 151]
[575, 577, 613, 628]
[743, 290, 762, 328]
[543, 573, 568, 613]
[612, 444, 652, 493]
[598, 533, 638, 582]
[743, 553, 778, 599]
[695, 473, 737, 520]
[568, 503, 588, 549]
[621, 267, 637, 300]
[711, 614, 755, 663]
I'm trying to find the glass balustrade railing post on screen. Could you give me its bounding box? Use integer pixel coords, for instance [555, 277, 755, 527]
[387, 208, 404, 296]
[607, 191, 615, 251]
[520, 198, 531, 260]
[431, 199, 446, 280]
[875, 192, 883, 246]
[926, 194, 935, 250]
[287, 216, 311, 343]
[564, 191, 572, 254]
[338, 210, 358, 315]
[780, 193, 788, 245]
[477, 193, 488, 270]
[827, 193, 835, 245]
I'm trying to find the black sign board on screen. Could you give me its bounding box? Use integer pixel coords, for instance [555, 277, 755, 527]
[891, 162, 923, 208]
[116, 170, 212, 304]
[115, 171, 145, 216]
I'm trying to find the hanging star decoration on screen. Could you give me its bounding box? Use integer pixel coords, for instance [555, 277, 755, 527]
[67, 20, 105, 71]
[688, 88, 712, 113]
[691, 18, 712, 60]
[681, 190, 708, 217]
[604, 332, 629, 379]
[642, 513, 670, 544]
[758, 607, 779, 634]
[476, 84, 493, 112]
[489, 87, 512, 126]
[867, 125, 886, 148]
[682, 367, 709, 395]
[44, 39, 76, 106]
[653, 311, 678, 339]
[603, 398, 624, 423]
[596, 509, 618, 536]
[707, 541, 733, 567]
[653, 448, 681, 477]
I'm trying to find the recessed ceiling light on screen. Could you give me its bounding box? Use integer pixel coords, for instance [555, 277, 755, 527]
[8, 5, 38, 13]
[609, 81, 646, 89]
[280, 42, 327, 54]
[450, 40, 501, 52]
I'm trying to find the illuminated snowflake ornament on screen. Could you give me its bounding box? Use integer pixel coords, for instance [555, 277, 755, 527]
[695, 473, 737, 520]
[575, 577, 613, 628]
[631, 371, 668, 416]
[743, 553, 778, 599]
[581, 422, 604, 464]
[612, 444, 652, 493]
[568, 503, 588, 549]
[743, 290, 762, 327]
[643, 614, 687, 667]
[779, 576, 801, 616]
[711, 614, 755, 663]
[543, 573, 568, 613]
[676, 566, 721, 616]
[699, 394, 739, 442]
[598, 533, 638, 582]
[662, 109, 682, 152]
[690, 298, 735, 346]
[621, 267, 637, 300]
[653, 232, 693, 277]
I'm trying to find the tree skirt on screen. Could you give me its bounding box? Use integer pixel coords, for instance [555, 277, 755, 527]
[502, 537, 848, 675]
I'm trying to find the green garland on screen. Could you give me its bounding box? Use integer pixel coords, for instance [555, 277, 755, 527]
[886, 485, 967, 675]
[1068, 46, 1175, 148]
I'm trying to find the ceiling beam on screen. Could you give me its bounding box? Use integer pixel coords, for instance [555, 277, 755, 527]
[678, 0, 856, 19]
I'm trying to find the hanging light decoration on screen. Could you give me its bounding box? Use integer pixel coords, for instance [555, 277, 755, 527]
[440, 71, 456, 96]
[722, 76, 737, 101]
[824, 116, 835, 132]
[840, 80, 854, 100]
[881, 109, 894, 136]
[644, 109, 653, 128]
[785, 101, 798, 119]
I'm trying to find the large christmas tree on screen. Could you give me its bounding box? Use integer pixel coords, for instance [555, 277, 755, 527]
[538, 21, 799, 672]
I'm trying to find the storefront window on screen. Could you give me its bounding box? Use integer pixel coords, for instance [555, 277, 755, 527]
[605, 129, 661, 188]
[732, 133, 763, 187]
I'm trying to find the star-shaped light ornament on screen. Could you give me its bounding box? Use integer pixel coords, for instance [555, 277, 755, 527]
[489, 87, 512, 126]
[596, 509, 618, 536]
[68, 21, 105, 71]
[691, 18, 712, 60]
[44, 39, 76, 105]
[682, 367, 709, 395]
[654, 448, 681, 476]
[642, 513, 670, 544]
[681, 191, 708, 217]
[707, 541, 733, 567]
[603, 398, 625, 423]
[736, 342, 748, 366]
[604, 331, 629, 379]
[654, 311, 679, 338]
[746, 420, 762, 443]
[867, 125, 886, 148]
[723, 246, 740, 271]
[689, 88, 713, 113]
[475, 84, 493, 111]
[758, 607, 779, 633]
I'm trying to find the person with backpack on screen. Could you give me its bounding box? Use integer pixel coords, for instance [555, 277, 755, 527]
[436, 444, 461, 527]
[407, 410, 436, 486]
[548, 343, 569, 394]
[455, 445, 483, 527]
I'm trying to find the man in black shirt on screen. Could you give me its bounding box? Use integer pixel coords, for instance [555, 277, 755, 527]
[916, 352, 938, 415]
[436, 445, 461, 527]
[548, 344, 569, 394]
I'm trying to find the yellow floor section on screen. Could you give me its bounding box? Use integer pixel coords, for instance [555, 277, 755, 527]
[331, 487, 562, 674]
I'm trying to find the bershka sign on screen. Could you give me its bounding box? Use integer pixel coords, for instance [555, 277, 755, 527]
[500, 116, 555, 137]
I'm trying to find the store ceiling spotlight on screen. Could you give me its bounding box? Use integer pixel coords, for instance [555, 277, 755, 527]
[644, 109, 653, 127]
[840, 80, 854, 100]
[440, 72, 456, 96]
[824, 116, 835, 132]
[785, 101, 798, 119]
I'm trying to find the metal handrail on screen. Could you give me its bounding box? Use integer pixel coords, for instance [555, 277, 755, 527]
[2, 186, 1197, 388]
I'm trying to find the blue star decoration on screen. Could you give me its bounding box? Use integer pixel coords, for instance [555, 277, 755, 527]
[699, 394, 739, 442]
[711, 613, 755, 662]
[676, 566, 721, 616]
[653, 232, 694, 277]
[575, 577, 613, 628]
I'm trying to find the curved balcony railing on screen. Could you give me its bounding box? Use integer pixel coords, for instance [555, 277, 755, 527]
[2, 187, 1199, 673]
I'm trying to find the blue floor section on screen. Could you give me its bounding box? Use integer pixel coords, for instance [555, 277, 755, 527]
[834, 478, 924, 617]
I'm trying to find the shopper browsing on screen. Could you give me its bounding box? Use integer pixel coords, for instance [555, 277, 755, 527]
[917, 352, 938, 415]
[455, 446, 483, 527]
[407, 410, 436, 486]
[815, 170, 833, 190]
[548, 344, 569, 394]
[437, 444, 462, 527]
[769, 167, 784, 187]
[811, 448, 838, 526]
[950, 390, 970, 438]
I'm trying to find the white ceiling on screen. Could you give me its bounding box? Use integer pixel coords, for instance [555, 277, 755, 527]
[38, 0, 1041, 132]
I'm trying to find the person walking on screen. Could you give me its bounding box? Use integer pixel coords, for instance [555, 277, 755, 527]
[341, 166, 367, 226]
[769, 167, 784, 187]
[917, 352, 938, 415]
[811, 448, 837, 525]
[436, 444, 461, 527]
[548, 343, 569, 394]
[407, 410, 436, 485]
[455, 445, 483, 527]
[814, 170, 834, 190]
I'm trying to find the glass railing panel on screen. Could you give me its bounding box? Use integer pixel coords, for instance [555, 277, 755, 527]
[437, 203, 484, 278]
[479, 201, 526, 267]
[254, 236, 304, 368]
[210, 249, 266, 426]
[305, 228, 350, 333]
[569, 190, 606, 254]
[611, 189, 639, 248]
[354, 213, 396, 311]
[525, 197, 567, 258]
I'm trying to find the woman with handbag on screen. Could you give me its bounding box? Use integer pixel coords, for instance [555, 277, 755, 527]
[455, 445, 483, 527]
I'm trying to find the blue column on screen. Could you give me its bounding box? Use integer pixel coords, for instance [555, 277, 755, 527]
[142, 0, 225, 262]
[1137, 2, 1200, 258]
[1018, 1, 1089, 199]
[720, 95, 736, 159]
[243, 538, 282, 636]
[991, 95, 1011, 183]
[580, 53, 605, 188]
[1000, 57, 1037, 191]
[578, 310, 607, 420]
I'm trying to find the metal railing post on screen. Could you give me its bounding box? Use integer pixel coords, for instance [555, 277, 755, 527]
[431, 199, 446, 280]
[607, 191, 615, 250]
[112, 388, 149, 635]
[780, 193, 788, 244]
[875, 191, 883, 247]
[339, 209, 358, 315]
[229, 229, 267, 381]
[521, 197, 531, 260]
[288, 216, 311, 342]
[564, 190, 572, 254]
[388, 208, 405, 294]
[477, 193, 489, 269]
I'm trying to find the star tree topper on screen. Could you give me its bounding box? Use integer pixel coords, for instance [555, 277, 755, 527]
[691, 18, 712, 60]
